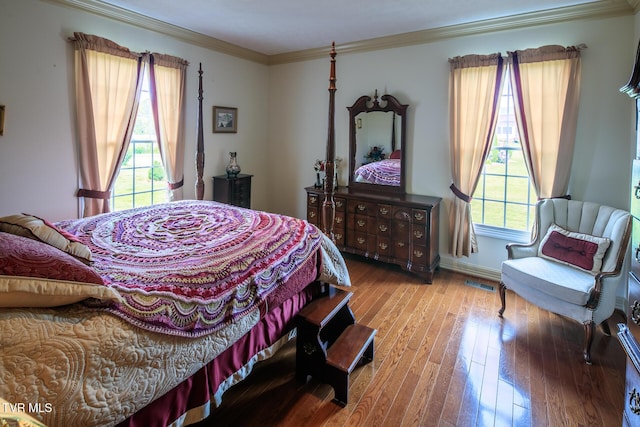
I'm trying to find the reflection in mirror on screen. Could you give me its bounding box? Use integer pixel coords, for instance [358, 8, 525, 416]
[348, 91, 408, 194]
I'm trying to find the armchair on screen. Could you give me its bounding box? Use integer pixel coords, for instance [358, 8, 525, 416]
[499, 198, 631, 364]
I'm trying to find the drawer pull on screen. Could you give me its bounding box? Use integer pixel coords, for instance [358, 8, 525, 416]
[309, 212, 316, 218]
[310, 196, 317, 204]
[397, 242, 405, 247]
[336, 200, 343, 208]
[357, 237, 366, 245]
[414, 212, 425, 221]
[379, 224, 388, 232]
[414, 230, 424, 238]
[357, 204, 366, 211]
[630, 388, 640, 415]
[335, 233, 342, 240]
[379, 207, 389, 215]
[379, 242, 388, 250]
[357, 220, 366, 227]
[336, 217, 342, 224]
[632, 300, 640, 326]
[414, 250, 424, 258]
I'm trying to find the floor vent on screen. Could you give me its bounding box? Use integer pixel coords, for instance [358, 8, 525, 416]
[464, 279, 495, 292]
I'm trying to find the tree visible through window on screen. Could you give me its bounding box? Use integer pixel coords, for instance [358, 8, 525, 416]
[470, 73, 536, 232]
[112, 72, 168, 211]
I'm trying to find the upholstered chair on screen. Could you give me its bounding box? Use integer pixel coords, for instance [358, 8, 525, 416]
[499, 198, 632, 364]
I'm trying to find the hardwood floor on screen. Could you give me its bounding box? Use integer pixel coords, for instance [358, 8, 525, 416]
[202, 254, 626, 426]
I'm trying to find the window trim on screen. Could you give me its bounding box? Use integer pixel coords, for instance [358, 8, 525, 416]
[474, 223, 531, 243]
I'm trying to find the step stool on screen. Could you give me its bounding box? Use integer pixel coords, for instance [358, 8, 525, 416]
[296, 286, 376, 406]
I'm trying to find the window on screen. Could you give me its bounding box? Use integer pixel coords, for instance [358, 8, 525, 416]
[111, 72, 168, 211]
[471, 74, 536, 234]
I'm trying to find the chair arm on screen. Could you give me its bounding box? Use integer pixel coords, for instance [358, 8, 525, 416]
[586, 269, 623, 310]
[506, 241, 537, 260]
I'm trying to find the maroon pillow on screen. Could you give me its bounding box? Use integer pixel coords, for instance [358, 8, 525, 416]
[538, 224, 611, 273]
[0, 232, 120, 307]
[390, 150, 401, 159]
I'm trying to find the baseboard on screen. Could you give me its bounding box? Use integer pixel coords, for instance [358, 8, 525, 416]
[439, 257, 502, 283]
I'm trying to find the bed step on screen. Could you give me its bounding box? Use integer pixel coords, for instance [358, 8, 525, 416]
[326, 323, 376, 406]
[296, 285, 376, 406]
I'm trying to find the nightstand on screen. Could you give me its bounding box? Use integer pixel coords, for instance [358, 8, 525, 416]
[212, 174, 252, 208]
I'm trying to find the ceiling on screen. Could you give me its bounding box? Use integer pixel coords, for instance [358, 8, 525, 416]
[95, 0, 608, 56]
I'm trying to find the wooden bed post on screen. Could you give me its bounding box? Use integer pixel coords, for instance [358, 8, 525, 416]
[195, 63, 205, 200]
[322, 43, 337, 241]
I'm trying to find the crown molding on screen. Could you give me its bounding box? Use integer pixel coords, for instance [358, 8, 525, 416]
[269, 0, 635, 64]
[42, 0, 634, 66]
[41, 0, 270, 64]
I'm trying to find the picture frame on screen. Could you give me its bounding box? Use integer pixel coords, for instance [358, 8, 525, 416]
[0, 105, 4, 136]
[213, 106, 237, 133]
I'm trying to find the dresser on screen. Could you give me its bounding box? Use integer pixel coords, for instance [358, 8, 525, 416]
[305, 186, 441, 283]
[618, 158, 640, 426]
[618, 278, 640, 426]
[212, 174, 252, 208]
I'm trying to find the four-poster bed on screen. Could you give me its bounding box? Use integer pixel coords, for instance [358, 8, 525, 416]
[0, 45, 344, 426]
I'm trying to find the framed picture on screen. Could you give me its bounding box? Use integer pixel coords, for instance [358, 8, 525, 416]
[213, 106, 237, 133]
[0, 105, 4, 136]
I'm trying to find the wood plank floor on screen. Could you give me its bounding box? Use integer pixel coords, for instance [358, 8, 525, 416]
[200, 254, 627, 426]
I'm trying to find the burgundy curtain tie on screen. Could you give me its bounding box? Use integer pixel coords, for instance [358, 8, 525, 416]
[77, 189, 111, 199]
[168, 179, 184, 190]
[450, 183, 471, 203]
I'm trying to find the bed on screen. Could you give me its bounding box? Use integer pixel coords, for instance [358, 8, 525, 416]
[0, 200, 348, 426]
[0, 45, 344, 427]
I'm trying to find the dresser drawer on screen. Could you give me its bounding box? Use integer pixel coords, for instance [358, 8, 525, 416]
[348, 231, 369, 251]
[348, 200, 375, 216]
[307, 193, 320, 207]
[349, 214, 370, 232]
[376, 204, 392, 219]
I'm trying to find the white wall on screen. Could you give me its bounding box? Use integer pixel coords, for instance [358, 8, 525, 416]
[0, 0, 269, 221]
[0, 0, 636, 279]
[268, 15, 636, 279]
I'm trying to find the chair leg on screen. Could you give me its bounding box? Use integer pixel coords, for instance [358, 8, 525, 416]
[583, 321, 594, 365]
[600, 320, 611, 337]
[498, 282, 506, 318]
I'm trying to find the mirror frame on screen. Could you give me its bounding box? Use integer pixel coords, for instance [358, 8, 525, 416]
[347, 92, 408, 195]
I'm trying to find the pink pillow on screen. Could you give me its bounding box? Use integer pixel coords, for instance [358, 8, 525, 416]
[390, 150, 401, 159]
[0, 232, 120, 307]
[538, 224, 611, 274]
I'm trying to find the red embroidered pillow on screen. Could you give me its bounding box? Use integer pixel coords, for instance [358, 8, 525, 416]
[538, 223, 611, 274]
[0, 232, 120, 307]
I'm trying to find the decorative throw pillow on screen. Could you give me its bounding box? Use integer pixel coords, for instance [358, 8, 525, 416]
[0, 213, 92, 263]
[0, 232, 120, 308]
[390, 150, 401, 159]
[538, 223, 611, 274]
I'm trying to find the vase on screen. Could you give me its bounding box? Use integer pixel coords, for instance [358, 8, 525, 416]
[226, 152, 241, 178]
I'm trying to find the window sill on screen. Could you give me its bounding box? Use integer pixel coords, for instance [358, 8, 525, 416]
[474, 224, 531, 244]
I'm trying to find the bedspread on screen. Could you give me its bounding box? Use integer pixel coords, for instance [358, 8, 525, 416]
[353, 158, 400, 186]
[56, 200, 329, 337]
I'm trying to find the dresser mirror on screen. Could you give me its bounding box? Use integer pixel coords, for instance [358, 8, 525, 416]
[347, 91, 408, 195]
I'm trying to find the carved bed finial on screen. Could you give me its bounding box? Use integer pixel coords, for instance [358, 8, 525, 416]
[322, 42, 337, 241]
[196, 63, 205, 200]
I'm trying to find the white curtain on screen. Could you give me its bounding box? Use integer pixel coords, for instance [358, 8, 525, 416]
[72, 32, 144, 217]
[508, 45, 583, 200]
[149, 53, 189, 201]
[448, 53, 505, 257]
